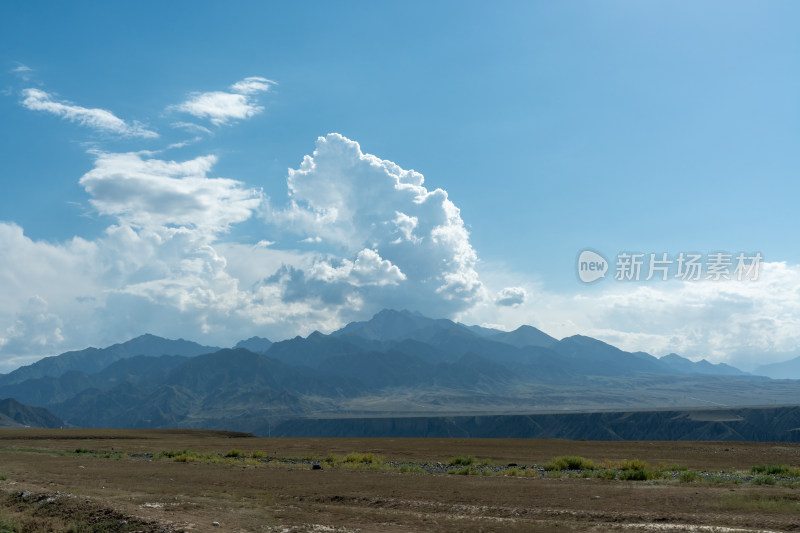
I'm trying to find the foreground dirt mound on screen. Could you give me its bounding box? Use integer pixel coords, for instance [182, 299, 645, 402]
[1, 489, 176, 532]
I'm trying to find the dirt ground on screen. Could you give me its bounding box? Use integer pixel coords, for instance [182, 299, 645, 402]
[1, 428, 799, 532]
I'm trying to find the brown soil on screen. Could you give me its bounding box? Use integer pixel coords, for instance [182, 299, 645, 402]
[0, 428, 799, 532]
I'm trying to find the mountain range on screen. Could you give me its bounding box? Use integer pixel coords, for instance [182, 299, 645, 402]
[2, 309, 800, 438]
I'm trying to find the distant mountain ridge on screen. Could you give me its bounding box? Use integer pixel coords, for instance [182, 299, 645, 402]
[0, 334, 219, 387]
[0, 308, 795, 440]
[660, 353, 748, 376]
[0, 398, 63, 428]
[755, 355, 800, 380]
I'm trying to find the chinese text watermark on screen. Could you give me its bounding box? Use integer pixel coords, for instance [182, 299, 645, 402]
[578, 250, 762, 283]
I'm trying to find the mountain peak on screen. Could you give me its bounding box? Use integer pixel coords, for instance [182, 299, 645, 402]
[332, 309, 438, 341]
[233, 336, 273, 353]
[489, 324, 557, 348]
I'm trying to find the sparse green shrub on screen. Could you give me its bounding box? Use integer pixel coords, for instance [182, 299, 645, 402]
[158, 449, 189, 459]
[506, 468, 519, 476]
[679, 470, 700, 483]
[751, 464, 800, 477]
[448, 466, 480, 475]
[157, 449, 203, 462]
[100, 451, 126, 459]
[251, 450, 266, 459]
[324, 453, 339, 465]
[0, 517, 18, 533]
[543, 455, 596, 471]
[448, 455, 476, 466]
[343, 452, 383, 464]
[396, 465, 425, 473]
[619, 458, 649, 471]
[225, 448, 246, 458]
[619, 468, 656, 481]
[657, 462, 688, 472]
[751, 475, 777, 485]
[593, 469, 617, 480]
[74, 447, 90, 454]
[723, 494, 800, 511]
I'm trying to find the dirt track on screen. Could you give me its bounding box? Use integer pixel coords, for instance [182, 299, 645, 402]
[1, 429, 799, 532]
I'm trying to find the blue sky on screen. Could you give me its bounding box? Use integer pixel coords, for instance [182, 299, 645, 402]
[1, 1, 799, 371]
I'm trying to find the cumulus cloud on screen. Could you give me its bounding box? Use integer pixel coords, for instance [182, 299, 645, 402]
[21, 88, 158, 138]
[308, 249, 406, 287]
[268, 133, 486, 315]
[495, 286, 526, 307]
[79, 151, 262, 236]
[172, 77, 274, 126]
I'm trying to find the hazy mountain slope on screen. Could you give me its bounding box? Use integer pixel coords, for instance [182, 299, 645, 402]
[660, 353, 748, 376]
[754, 355, 800, 379]
[51, 349, 343, 431]
[0, 354, 190, 408]
[265, 332, 366, 368]
[551, 335, 667, 376]
[0, 334, 218, 386]
[0, 371, 95, 407]
[0, 398, 64, 428]
[165, 348, 364, 398]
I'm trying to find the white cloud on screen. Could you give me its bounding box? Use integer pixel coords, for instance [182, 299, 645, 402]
[172, 121, 212, 135]
[1, 296, 64, 355]
[172, 77, 273, 126]
[495, 286, 526, 307]
[308, 249, 406, 287]
[79, 151, 262, 236]
[10, 64, 33, 82]
[230, 76, 275, 95]
[269, 133, 486, 315]
[21, 88, 158, 138]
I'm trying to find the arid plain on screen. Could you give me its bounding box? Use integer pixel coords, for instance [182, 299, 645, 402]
[1, 429, 799, 532]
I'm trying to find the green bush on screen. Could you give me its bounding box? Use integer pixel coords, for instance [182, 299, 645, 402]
[343, 452, 383, 464]
[751, 475, 777, 485]
[751, 464, 800, 477]
[0, 517, 18, 533]
[619, 468, 656, 481]
[593, 469, 617, 480]
[225, 448, 246, 458]
[679, 470, 700, 483]
[543, 455, 596, 471]
[619, 459, 649, 471]
[448, 455, 476, 466]
[251, 450, 266, 459]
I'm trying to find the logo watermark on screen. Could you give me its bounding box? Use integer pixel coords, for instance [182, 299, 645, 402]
[577, 250, 609, 283]
[577, 250, 762, 283]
